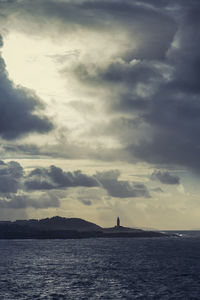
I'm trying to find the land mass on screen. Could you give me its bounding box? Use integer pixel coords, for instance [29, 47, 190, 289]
[0, 216, 170, 239]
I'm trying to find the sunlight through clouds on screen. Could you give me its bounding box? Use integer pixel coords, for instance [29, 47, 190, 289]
[2, 32, 67, 100]
[0, 0, 200, 229]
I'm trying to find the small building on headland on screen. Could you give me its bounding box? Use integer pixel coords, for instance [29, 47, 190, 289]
[114, 216, 121, 229]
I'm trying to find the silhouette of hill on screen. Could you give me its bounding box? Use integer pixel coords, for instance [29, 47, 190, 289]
[14, 216, 102, 232]
[0, 216, 173, 239]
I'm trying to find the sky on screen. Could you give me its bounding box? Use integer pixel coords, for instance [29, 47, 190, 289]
[0, 0, 200, 229]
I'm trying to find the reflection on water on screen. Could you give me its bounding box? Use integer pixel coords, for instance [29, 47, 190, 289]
[0, 235, 200, 299]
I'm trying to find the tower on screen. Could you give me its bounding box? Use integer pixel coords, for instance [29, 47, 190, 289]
[117, 216, 120, 227]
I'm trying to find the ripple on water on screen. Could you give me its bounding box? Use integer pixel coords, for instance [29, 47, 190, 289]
[0, 237, 200, 299]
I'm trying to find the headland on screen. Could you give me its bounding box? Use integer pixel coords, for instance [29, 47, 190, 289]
[0, 216, 171, 239]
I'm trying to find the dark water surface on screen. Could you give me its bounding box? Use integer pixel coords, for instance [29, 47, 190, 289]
[0, 235, 200, 299]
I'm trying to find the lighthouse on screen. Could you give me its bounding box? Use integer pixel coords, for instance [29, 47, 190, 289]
[117, 216, 120, 227]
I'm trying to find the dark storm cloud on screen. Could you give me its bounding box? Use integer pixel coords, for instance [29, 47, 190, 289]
[0, 35, 52, 140]
[122, 3, 200, 172]
[25, 165, 150, 198]
[63, 1, 200, 172]
[73, 60, 161, 88]
[72, 59, 164, 118]
[0, 159, 152, 212]
[151, 171, 180, 185]
[1, 0, 200, 174]
[25, 165, 100, 190]
[95, 170, 150, 198]
[0, 0, 176, 60]
[0, 160, 61, 209]
[0, 160, 23, 193]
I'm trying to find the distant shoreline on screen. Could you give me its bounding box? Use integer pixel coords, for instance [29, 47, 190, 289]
[0, 228, 171, 240]
[0, 231, 167, 239]
[0, 216, 173, 239]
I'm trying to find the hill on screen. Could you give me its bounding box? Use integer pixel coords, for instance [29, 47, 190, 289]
[0, 216, 172, 239]
[14, 216, 102, 232]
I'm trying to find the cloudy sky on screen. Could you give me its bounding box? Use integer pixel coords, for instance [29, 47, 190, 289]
[0, 0, 200, 229]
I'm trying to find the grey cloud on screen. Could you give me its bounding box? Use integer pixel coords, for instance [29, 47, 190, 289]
[95, 170, 150, 198]
[39, 1, 200, 173]
[0, 0, 178, 167]
[1, 0, 176, 60]
[25, 165, 100, 190]
[0, 34, 3, 47]
[75, 186, 109, 206]
[168, 5, 200, 94]
[72, 59, 163, 114]
[25, 165, 150, 198]
[0, 160, 23, 193]
[1, 141, 127, 165]
[78, 1, 175, 60]
[3, 143, 41, 156]
[151, 171, 180, 185]
[74, 59, 162, 85]
[71, 2, 200, 174]
[0, 193, 59, 209]
[0, 159, 152, 212]
[1, 1, 200, 174]
[122, 4, 200, 172]
[70, 2, 200, 172]
[0, 160, 62, 209]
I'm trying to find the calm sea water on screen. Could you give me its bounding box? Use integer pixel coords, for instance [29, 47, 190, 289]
[0, 234, 200, 299]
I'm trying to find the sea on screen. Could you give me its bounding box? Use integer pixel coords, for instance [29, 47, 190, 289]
[0, 232, 200, 299]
